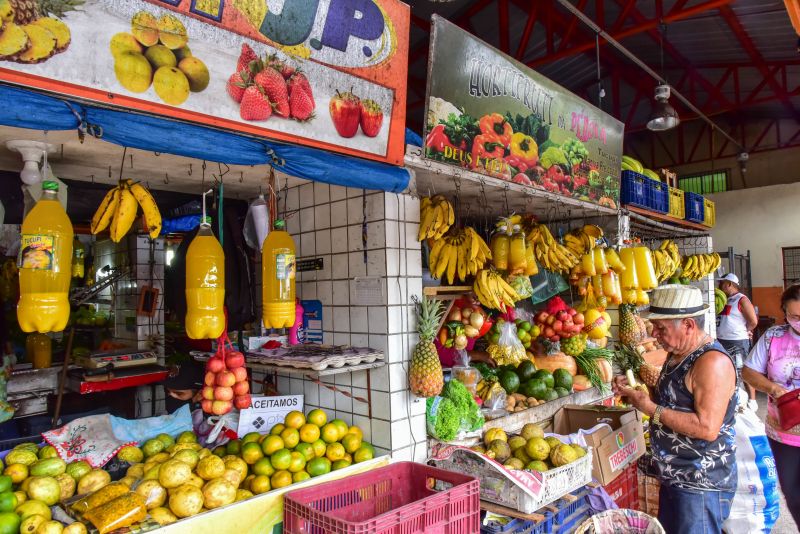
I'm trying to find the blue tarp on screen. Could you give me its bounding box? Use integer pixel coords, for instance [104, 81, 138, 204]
[0, 84, 410, 193]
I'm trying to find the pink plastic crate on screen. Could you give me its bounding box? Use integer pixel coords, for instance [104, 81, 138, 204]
[283, 462, 480, 534]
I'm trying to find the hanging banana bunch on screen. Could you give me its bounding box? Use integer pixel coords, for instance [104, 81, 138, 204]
[418, 195, 455, 241]
[682, 253, 722, 281]
[473, 267, 521, 311]
[563, 224, 604, 256]
[91, 180, 162, 242]
[429, 226, 491, 285]
[526, 223, 580, 274]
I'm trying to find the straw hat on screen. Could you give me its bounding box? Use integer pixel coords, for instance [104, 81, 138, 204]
[644, 284, 708, 320]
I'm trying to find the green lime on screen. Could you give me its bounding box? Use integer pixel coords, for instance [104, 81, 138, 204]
[0, 477, 11, 494]
[0, 492, 15, 513]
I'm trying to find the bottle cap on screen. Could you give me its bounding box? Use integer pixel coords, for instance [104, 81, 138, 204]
[274, 219, 285, 230]
[42, 180, 58, 191]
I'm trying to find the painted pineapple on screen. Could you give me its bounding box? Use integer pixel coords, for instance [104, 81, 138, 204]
[409, 297, 445, 398]
[0, 0, 81, 62]
[232, 0, 267, 28]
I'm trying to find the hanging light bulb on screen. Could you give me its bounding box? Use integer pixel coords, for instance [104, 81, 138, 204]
[5, 140, 55, 185]
[646, 84, 680, 131]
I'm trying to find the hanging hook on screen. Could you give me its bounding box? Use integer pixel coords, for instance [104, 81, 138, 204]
[89, 174, 94, 184]
[239, 171, 244, 183]
[188, 163, 193, 176]
[164, 173, 169, 185]
[129, 153, 134, 169]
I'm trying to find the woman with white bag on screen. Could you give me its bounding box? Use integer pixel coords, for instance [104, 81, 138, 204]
[742, 284, 800, 529]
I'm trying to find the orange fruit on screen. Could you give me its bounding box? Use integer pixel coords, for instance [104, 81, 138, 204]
[341, 434, 362, 454]
[299, 424, 320, 444]
[288, 452, 306, 473]
[250, 474, 271, 495]
[241, 432, 261, 444]
[306, 457, 331, 477]
[284, 411, 306, 430]
[3, 465, 27, 485]
[332, 459, 351, 471]
[353, 446, 374, 464]
[270, 449, 291, 471]
[260, 435, 284, 456]
[325, 443, 345, 462]
[280, 428, 300, 449]
[252, 457, 275, 477]
[343, 453, 353, 463]
[330, 419, 349, 440]
[270, 424, 285, 436]
[242, 474, 255, 491]
[240, 442, 264, 465]
[306, 409, 327, 427]
[270, 470, 292, 489]
[293, 471, 311, 483]
[295, 443, 315, 462]
[320, 424, 339, 444]
[347, 426, 363, 440]
[311, 440, 327, 458]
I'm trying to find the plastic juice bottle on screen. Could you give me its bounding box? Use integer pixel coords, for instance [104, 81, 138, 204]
[262, 219, 296, 329]
[185, 217, 225, 339]
[71, 236, 85, 279]
[17, 181, 73, 333]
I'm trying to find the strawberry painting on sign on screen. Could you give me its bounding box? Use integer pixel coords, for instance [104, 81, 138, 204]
[0, 0, 410, 164]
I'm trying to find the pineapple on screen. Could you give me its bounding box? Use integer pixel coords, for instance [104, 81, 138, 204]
[9, 0, 83, 25]
[0, 21, 29, 58]
[31, 16, 68, 51]
[619, 304, 644, 347]
[638, 362, 662, 388]
[14, 22, 54, 62]
[409, 297, 445, 398]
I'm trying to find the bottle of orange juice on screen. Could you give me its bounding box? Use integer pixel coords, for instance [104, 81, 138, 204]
[17, 181, 73, 333]
[262, 219, 296, 329]
[71, 236, 85, 279]
[185, 217, 225, 339]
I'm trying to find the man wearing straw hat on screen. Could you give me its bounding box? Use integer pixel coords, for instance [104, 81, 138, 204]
[614, 285, 738, 534]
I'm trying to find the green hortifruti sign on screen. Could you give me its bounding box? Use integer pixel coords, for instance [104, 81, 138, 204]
[424, 15, 624, 208]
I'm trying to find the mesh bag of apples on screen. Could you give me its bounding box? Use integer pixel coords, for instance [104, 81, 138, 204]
[201, 334, 252, 415]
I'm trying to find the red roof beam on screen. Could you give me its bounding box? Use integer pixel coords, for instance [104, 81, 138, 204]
[527, 0, 733, 68]
[515, 1, 541, 59]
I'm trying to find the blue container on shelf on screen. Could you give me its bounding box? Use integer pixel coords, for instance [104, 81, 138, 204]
[620, 171, 648, 209]
[649, 180, 669, 214]
[684, 192, 705, 223]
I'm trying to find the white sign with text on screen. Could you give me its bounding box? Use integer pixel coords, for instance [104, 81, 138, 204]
[237, 395, 303, 436]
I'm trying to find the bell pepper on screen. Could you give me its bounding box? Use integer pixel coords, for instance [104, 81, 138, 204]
[425, 124, 456, 152]
[509, 132, 538, 168]
[478, 113, 512, 146]
[470, 134, 505, 169]
[504, 155, 529, 173]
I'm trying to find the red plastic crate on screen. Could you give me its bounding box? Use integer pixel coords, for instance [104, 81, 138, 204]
[283, 462, 480, 534]
[602, 462, 639, 510]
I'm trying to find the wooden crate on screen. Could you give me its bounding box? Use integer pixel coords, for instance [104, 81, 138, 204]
[637, 470, 660, 517]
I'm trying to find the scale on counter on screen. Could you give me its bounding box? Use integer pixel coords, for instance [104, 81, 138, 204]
[74, 350, 158, 370]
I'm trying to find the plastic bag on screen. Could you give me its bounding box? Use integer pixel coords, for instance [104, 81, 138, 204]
[508, 275, 533, 299]
[243, 195, 269, 251]
[451, 350, 480, 395]
[722, 400, 781, 534]
[110, 405, 192, 445]
[530, 268, 569, 305]
[83, 492, 148, 534]
[72, 482, 130, 514]
[193, 408, 240, 447]
[487, 321, 526, 366]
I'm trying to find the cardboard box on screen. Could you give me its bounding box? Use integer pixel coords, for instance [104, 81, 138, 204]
[553, 405, 645, 485]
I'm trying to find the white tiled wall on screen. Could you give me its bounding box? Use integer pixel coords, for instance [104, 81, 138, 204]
[267, 184, 425, 460]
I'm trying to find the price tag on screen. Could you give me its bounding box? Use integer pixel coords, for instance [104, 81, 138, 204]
[237, 395, 303, 435]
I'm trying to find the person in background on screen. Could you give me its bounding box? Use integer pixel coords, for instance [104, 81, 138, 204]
[615, 285, 738, 534]
[717, 273, 758, 409]
[742, 284, 800, 529]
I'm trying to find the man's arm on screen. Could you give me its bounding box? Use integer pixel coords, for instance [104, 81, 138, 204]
[739, 296, 758, 332]
[623, 351, 736, 441]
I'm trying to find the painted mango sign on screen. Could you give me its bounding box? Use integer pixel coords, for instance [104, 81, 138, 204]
[424, 16, 623, 207]
[0, 0, 410, 164]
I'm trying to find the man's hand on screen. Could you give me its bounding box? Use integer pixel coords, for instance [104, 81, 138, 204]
[617, 385, 656, 416]
[770, 384, 789, 399]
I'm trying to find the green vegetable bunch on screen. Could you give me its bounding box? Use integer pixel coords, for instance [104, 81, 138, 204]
[442, 379, 484, 431]
[540, 147, 568, 169]
[562, 138, 589, 168]
[441, 112, 480, 149]
[426, 396, 460, 441]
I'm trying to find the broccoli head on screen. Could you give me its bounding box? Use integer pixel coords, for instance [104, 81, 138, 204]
[540, 147, 567, 169]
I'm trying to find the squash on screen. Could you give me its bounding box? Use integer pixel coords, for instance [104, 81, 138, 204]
[532, 352, 577, 376]
[572, 375, 592, 391]
[594, 358, 613, 383]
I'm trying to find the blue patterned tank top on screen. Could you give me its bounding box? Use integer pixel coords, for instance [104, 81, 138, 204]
[650, 340, 738, 491]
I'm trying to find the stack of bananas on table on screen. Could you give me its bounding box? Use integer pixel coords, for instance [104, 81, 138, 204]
[563, 224, 604, 256]
[473, 267, 521, 311]
[652, 239, 682, 283]
[682, 252, 722, 281]
[429, 227, 491, 284]
[476, 377, 505, 404]
[418, 195, 455, 241]
[91, 179, 162, 242]
[526, 223, 580, 274]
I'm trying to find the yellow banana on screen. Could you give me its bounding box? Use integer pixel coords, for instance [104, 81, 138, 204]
[428, 239, 445, 271]
[128, 182, 162, 239]
[91, 186, 120, 234]
[110, 185, 138, 243]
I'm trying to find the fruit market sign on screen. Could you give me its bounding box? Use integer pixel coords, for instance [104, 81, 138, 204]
[238, 395, 303, 436]
[0, 0, 409, 164]
[424, 16, 624, 206]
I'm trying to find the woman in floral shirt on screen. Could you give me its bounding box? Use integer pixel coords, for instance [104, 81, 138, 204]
[743, 284, 800, 529]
